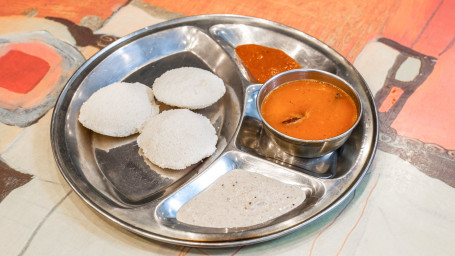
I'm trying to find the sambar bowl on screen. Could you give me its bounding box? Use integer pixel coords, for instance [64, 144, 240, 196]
[256, 69, 363, 158]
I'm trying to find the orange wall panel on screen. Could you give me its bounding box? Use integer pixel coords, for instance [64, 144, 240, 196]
[0, 0, 127, 24]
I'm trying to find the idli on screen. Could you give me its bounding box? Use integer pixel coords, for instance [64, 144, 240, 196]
[153, 67, 226, 109]
[137, 109, 217, 170]
[78, 82, 159, 137]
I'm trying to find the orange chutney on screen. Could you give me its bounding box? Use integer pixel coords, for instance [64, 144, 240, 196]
[261, 80, 358, 140]
[235, 44, 302, 83]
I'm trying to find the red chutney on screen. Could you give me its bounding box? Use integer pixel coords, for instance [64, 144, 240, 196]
[235, 44, 302, 83]
[261, 80, 358, 140]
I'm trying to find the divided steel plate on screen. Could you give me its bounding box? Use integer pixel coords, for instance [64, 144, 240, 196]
[51, 15, 378, 247]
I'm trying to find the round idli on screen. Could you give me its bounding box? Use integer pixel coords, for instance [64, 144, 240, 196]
[78, 82, 159, 137]
[137, 109, 217, 170]
[152, 67, 226, 109]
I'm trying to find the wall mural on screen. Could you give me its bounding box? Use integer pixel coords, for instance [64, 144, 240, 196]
[0, 31, 84, 127]
[373, 38, 455, 187]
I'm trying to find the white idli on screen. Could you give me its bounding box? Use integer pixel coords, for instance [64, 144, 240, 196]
[78, 82, 159, 137]
[137, 109, 217, 170]
[152, 67, 226, 109]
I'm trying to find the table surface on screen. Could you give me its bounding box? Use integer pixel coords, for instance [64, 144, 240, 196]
[1, 1, 455, 255]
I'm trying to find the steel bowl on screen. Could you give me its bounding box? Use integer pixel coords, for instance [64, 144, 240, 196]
[256, 69, 363, 158]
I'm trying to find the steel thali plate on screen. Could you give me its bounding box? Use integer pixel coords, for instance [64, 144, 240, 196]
[51, 14, 378, 247]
